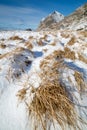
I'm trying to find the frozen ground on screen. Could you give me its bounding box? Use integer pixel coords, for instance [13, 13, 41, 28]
[0, 30, 87, 130]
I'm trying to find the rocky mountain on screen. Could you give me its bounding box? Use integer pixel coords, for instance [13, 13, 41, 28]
[37, 11, 64, 31]
[37, 3, 87, 31]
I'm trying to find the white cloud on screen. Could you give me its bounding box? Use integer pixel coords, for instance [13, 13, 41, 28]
[0, 4, 47, 29]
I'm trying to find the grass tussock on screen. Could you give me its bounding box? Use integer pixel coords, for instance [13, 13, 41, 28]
[42, 48, 48, 52]
[40, 47, 75, 70]
[37, 35, 49, 46]
[37, 39, 43, 46]
[40, 54, 58, 69]
[64, 47, 75, 60]
[79, 31, 87, 37]
[61, 32, 70, 38]
[0, 43, 6, 49]
[28, 82, 77, 130]
[17, 59, 85, 130]
[29, 36, 34, 39]
[25, 41, 33, 50]
[74, 71, 86, 92]
[50, 42, 56, 46]
[9, 36, 24, 41]
[67, 37, 76, 45]
[53, 47, 76, 60]
[78, 53, 87, 64]
[40, 59, 49, 68]
[0, 52, 10, 59]
[17, 88, 27, 101]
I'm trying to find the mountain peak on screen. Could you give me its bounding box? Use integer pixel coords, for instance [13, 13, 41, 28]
[52, 11, 59, 14]
[37, 11, 64, 30]
[37, 3, 87, 31]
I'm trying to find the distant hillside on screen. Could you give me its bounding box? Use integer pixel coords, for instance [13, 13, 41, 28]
[37, 3, 87, 31]
[37, 11, 64, 31]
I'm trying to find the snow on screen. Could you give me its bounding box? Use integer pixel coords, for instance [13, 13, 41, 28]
[51, 11, 64, 22]
[0, 30, 87, 130]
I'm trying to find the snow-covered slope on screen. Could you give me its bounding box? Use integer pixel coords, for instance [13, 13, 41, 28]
[38, 3, 87, 31]
[37, 11, 64, 31]
[0, 30, 87, 130]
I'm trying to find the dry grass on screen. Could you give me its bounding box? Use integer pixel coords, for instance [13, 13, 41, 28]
[67, 37, 76, 46]
[53, 47, 76, 60]
[16, 31, 87, 130]
[25, 41, 33, 50]
[17, 59, 85, 130]
[29, 36, 34, 39]
[64, 47, 76, 60]
[79, 31, 87, 37]
[28, 82, 77, 130]
[37, 35, 49, 44]
[37, 39, 43, 46]
[74, 71, 86, 92]
[0, 52, 10, 59]
[37, 35, 49, 46]
[40, 59, 49, 69]
[0, 43, 6, 49]
[40, 47, 75, 70]
[40, 54, 57, 69]
[17, 88, 26, 100]
[78, 53, 87, 64]
[50, 42, 56, 46]
[9, 36, 24, 41]
[61, 33, 70, 38]
[42, 48, 48, 52]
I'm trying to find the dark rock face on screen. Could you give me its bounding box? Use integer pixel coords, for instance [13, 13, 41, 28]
[26, 28, 32, 31]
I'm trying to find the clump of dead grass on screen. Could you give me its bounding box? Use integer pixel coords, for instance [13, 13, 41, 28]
[74, 71, 86, 92]
[79, 31, 87, 37]
[17, 88, 27, 101]
[17, 59, 85, 130]
[25, 41, 33, 50]
[52, 47, 76, 60]
[61, 32, 70, 38]
[67, 36, 76, 46]
[28, 81, 78, 130]
[9, 36, 24, 41]
[0, 43, 6, 49]
[40, 54, 57, 69]
[50, 42, 56, 46]
[42, 48, 48, 52]
[78, 53, 87, 64]
[37, 39, 43, 46]
[40, 47, 76, 70]
[28, 36, 34, 39]
[37, 35, 49, 46]
[64, 47, 76, 60]
[40, 59, 49, 68]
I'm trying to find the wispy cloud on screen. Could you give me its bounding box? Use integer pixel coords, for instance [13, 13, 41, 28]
[0, 4, 47, 29]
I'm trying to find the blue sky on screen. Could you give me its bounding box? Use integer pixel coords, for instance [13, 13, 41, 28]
[0, 0, 86, 30]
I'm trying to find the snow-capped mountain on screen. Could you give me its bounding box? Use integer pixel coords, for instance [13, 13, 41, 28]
[37, 3, 87, 31]
[37, 11, 64, 31]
